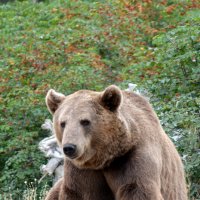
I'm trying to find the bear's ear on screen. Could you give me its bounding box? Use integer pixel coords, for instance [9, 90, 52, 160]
[100, 85, 122, 112]
[46, 89, 65, 114]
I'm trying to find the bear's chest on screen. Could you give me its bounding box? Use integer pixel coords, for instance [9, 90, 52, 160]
[64, 160, 115, 200]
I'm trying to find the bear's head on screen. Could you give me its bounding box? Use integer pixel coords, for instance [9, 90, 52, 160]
[46, 85, 133, 169]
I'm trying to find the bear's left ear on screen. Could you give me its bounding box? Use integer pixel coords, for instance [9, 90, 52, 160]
[100, 85, 122, 112]
[46, 89, 65, 114]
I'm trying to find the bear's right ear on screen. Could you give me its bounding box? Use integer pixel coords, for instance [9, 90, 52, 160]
[46, 89, 65, 114]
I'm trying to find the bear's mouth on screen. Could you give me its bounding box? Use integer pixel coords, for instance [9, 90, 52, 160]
[65, 151, 85, 162]
[66, 154, 78, 159]
[68, 149, 96, 168]
[74, 152, 86, 162]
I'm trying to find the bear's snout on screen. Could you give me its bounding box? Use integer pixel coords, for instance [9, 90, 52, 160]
[63, 144, 77, 158]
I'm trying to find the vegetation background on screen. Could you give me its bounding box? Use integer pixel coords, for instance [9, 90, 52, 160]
[0, 0, 199, 199]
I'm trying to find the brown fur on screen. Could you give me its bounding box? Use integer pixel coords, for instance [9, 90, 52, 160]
[45, 85, 187, 200]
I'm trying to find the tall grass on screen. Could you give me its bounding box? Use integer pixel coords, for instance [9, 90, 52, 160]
[0, 180, 49, 200]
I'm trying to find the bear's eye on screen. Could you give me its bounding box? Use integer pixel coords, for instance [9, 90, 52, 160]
[80, 119, 90, 126]
[60, 122, 66, 129]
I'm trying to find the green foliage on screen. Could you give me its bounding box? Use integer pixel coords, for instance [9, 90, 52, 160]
[0, 0, 199, 199]
[151, 11, 200, 98]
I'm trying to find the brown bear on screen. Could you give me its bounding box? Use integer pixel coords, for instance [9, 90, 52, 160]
[45, 85, 187, 200]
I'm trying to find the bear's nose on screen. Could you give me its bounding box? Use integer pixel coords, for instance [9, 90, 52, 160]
[63, 144, 77, 158]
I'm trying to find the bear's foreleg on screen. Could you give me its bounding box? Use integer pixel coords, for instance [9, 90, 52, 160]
[58, 186, 82, 200]
[104, 146, 164, 200]
[45, 179, 82, 200]
[116, 180, 164, 200]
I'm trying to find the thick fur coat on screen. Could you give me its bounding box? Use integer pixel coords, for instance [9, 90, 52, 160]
[45, 85, 187, 200]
